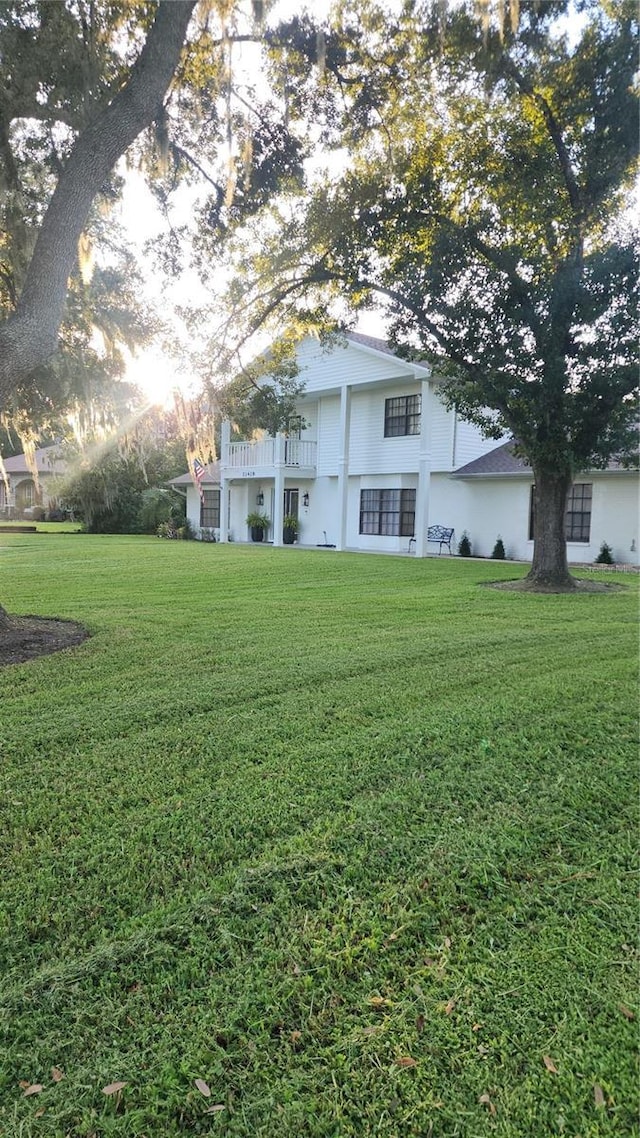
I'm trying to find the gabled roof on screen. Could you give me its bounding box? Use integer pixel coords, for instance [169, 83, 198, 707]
[168, 461, 220, 487]
[2, 445, 67, 476]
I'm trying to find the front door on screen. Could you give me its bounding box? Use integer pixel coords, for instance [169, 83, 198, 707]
[283, 488, 299, 520]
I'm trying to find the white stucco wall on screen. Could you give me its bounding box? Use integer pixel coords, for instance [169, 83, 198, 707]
[185, 484, 200, 531]
[583, 474, 639, 564]
[430, 472, 639, 564]
[192, 467, 638, 565]
[430, 474, 530, 559]
[299, 477, 339, 547]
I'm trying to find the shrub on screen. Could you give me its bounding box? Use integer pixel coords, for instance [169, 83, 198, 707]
[458, 531, 472, 557]
[156, 520, 179, 539]
[491, 536, 506, 560]
[595, 541, 614, 565]
[138, 488, 184, 534]
[177, 518, 196, 541]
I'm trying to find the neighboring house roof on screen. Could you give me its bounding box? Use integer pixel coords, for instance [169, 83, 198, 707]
[453, 440, 635, 477]
[168, 461, 220, 487]
[2, 445, 67, 476]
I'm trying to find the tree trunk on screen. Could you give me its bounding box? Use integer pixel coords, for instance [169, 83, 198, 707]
[526, 464, 577, 590]
[0, 0, 196, 408]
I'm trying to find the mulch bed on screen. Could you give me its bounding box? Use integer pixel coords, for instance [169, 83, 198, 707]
[0, 613, 90, 667]
[486, 577, 627, 594]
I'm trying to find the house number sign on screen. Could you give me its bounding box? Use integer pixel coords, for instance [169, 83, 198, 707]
[241, 470, 256, 478]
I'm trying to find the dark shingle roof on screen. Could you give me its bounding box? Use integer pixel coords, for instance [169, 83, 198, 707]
[454, 440, 635, 477]
[454, 441, 531, 477]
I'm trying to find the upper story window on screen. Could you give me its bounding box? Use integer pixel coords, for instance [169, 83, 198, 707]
[384, 394, 421, 437]
[528, 483, 593, 543]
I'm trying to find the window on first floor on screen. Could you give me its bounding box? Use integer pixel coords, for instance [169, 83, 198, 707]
[359, 488, 416, 537]
[384, 394, 421, 437]
[528, 482, 593, 543]
[15, 479, 36, 508]
[200, 488, 220, 528]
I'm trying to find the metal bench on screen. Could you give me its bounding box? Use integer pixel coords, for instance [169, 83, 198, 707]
[428, 525, 455, 553]
[408, 526, 455, 555]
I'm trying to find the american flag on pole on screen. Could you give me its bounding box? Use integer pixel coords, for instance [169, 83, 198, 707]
[193, 457, 206, 501]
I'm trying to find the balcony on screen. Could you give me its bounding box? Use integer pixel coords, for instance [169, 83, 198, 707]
[223, 436, 317, 479]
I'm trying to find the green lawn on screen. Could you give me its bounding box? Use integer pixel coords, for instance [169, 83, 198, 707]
[0, 535, 637, 1137]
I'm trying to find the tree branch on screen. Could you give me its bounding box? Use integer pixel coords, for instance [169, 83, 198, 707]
[170, 141, 225, 195]
[0, 0, 196, 408]
[499, 55, 582, 219]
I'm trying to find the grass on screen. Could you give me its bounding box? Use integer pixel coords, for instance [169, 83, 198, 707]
[0, 534, 637, 1137]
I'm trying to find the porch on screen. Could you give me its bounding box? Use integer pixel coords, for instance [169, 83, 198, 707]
[222, 436, 317, 479]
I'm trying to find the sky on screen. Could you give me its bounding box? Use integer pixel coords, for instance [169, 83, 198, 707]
[116, 173, 207, 407]
[117, 169, 386, 409]
[116, 0, 384, 408]
[116, 0, 589, 409]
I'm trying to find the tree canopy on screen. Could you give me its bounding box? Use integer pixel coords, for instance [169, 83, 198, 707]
[207, 0, 638, 586]
[0, 0, 197, 420]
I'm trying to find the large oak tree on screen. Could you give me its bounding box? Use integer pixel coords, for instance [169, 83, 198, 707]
[213, 0, 638, 589]
[0, 0, 197, 409]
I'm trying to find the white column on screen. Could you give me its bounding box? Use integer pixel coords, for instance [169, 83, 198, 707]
[336, 384, 352, 551]
[273, 434, 285, 547]
[219, 478, 229, 542]
[414, 379, 433, 558]
[219, 420, 231, 542]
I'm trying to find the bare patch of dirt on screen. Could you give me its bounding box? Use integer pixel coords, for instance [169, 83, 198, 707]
[0, 609, 90, 667]
[485, 577, 627, 594]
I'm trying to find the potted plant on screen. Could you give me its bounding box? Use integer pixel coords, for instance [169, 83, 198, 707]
[282, 513, 300, 545]
[246, 511, 270, 542]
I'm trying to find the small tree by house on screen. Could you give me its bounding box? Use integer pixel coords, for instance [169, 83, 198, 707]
[595, 542, 614, 565]
[458, 532, 472, 557]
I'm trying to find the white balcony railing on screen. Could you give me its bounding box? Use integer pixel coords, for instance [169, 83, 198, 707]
[227, 438, 275, 469]
[224, 437, 317, 472]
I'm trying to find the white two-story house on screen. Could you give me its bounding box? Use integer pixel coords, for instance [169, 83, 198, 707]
[176, 332, 639, 565]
